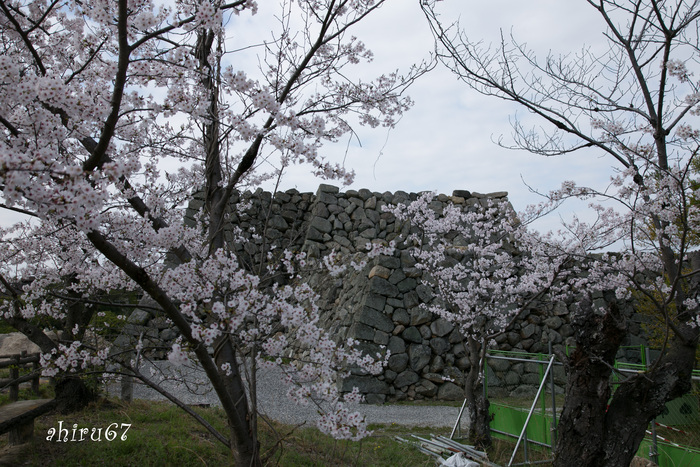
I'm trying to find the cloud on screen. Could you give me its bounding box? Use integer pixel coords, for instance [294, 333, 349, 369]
[266, 1, 622, 233]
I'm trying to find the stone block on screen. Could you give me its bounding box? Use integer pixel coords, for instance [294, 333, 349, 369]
[373, 330, 390, 346]
[559, 324, 573, 337]
[430, 318, 454, 337]
[392, 308, 410, 326]
[388, 336, 406, 354]
[160, 329, 178, 341]
[437, 382, 464, 401]
[423, 373, 445, 384]
[429, 337, 449, 355]
[455, 357, 471, 371]
[340, 375, 389, 394]
[305, 226, 324, 242]
[365, 293, 387, 311]
[364, 196, 377, 210]
[504, 371, 521, 386]
[360, 228, 377, 239]
[365, 393, 386, 404]
[388, 268, 406, 285]
[510, 385, 537, 399]
[522, 373, 541, 385]
[452, 342, 466, 358]
[489, 357, 511, 372]
[430, 356, 445, 373]
[368, 265, 391, 279]
[369, 277, 400, 298]
[377, 256, 401, 269]
[410, 308, 432, 326]
[397, 277, 417, 293]
[402, 326, 422, 344]
[521, 323, 538, 339]
[448, 328, 463, 344]
[350, 322, 376, 341]
[453, 190, 472, 198]
[310, 216, 332, 234]
[128, 309, 151, 325]
[358, 307, 394, 333]
[404, 291, 420, 308]
[354, 341, 383, 361]
[312, 202, 330, 218]
[409, 344, 432, 372]
[394, 370, 420, 388]
[150, 316, 171, 329]
[318, 183, 339, 194]
[415, 284, 434, 303]
[388, 353, 409, 373]
[416, 380, 438, 398]
[268, 215, 289, 230]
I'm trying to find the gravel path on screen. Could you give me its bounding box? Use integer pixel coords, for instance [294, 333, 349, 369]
[111, 361, 467, 430]
[0, 333, 467, 430]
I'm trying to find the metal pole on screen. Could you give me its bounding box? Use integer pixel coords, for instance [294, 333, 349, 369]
[451, 398, 468, 439]
[646, 346, 659, 465]
[548, 341, 558, 451]
[523, 429, 529, 464]
[508, 355, 556, 467]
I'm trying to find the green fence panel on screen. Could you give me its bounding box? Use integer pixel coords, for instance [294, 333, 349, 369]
[490, 403, 700, 467]
[490, 403, 552, 447]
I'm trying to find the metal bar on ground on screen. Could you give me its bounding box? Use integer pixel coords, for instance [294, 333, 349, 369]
[435, 435, 487, 459]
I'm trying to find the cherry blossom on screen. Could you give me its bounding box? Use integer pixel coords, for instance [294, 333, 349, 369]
[0, 0, 426, 462]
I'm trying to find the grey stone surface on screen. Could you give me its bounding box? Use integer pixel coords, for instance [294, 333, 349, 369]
[125, 184, 639, 403]
[408, 344, 432, 372]
[340, 375, 389, 394]
[394, 370, 420, 388]
[430, 319, 454, 337]
[358, 307, 395, 334]
[437, 382, 464, 401]
[387, 353, 409, 373]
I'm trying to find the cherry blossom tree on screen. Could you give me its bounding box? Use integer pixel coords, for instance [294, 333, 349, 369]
[0, 0, 429, 464]
[388, 193, 569, 447]
[421, 0, 700, 465]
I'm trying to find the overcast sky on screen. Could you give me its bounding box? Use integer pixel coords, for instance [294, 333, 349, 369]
[268, 1, 623, 231]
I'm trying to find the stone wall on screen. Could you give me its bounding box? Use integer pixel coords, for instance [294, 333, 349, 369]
[121, 184, 644, 403]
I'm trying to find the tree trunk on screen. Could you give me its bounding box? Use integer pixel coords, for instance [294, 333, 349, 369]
[54, 376, 97, 414]
[465, 336, 491, 448]
[214, 336, 261, 467]
[600, 330, 697, 466]
[554, 300, 699, 467]
[553, 300, 625, 466]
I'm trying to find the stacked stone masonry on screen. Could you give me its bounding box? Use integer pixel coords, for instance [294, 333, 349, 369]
[125, 184, 644, 403]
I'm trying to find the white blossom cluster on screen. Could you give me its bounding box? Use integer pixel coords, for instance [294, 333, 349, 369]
[0, 0, 425, 446]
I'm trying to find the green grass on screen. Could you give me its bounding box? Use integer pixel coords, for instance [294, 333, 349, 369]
[0, 322, 17, 334]
[0, 386, 565, 466]
[0, 397, 442, 466]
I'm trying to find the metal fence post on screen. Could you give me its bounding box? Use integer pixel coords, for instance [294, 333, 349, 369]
[645, 346, 659, 464]
[549, 341, 558, 451]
